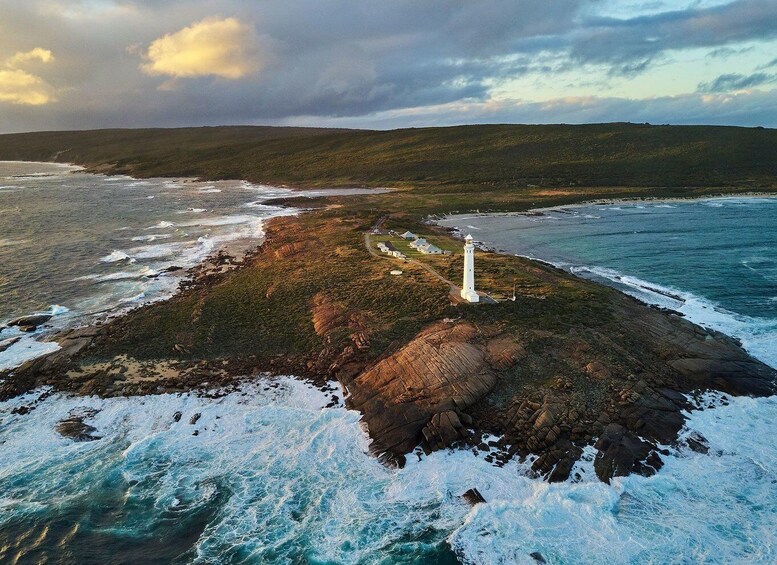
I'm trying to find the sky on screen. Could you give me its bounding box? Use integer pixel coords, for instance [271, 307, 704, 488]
[1, 0, 777, 133]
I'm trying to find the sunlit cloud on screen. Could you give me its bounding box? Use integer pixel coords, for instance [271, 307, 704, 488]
[141, 16, 264, 80]
[0, 48, 56, 105]
[6, 48, 54, 68]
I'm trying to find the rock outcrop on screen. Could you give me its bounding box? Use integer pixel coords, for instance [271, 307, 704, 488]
[55, 408, 101, 442]
[344, 321, 524, 458]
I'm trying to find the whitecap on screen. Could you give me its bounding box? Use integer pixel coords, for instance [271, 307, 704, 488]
[73, 269, 156, 283]
[0, 238, 27, 247]
[131, 234, 173, 242]
[48, 305, 70, 316]
[101, 250, 134, 263]
[129, 241, 191, 260]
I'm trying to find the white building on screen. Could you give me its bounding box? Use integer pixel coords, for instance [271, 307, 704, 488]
[409, 238, 428, 249]
[401, 231, 416, 240]
[418, 243, 443, 254]
[460, 234, 479, 303]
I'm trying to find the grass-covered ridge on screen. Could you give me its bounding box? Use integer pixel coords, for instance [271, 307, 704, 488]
[1, 123, 776, 190]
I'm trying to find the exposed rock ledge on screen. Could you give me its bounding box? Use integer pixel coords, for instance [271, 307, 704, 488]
[343, 305, 776, 482]
[343, 322, 524, 460]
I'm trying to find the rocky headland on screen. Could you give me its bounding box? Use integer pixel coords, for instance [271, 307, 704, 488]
[2, 205, 774, 484]
[3, 123, 777, 485]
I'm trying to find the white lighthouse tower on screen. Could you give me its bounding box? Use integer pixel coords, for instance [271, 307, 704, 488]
[460, 234, 479, 303]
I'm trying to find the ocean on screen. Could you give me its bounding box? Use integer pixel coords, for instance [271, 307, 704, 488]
[1, 168, 776, 563]
[438, 197, 777, 368]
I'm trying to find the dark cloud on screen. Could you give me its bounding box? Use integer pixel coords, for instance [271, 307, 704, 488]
[698, 72, 777, 92]
[291, 89, 777, 130]
[706, 46, 755, 59]
[1, 0, 777, 132]
[571, 0, 777, 74]
[758, 57, 777, 70]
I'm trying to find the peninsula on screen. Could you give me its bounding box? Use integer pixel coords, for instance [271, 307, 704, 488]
[1, 123, 776, 483]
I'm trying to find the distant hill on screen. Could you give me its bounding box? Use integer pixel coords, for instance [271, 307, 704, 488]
[1, 123, 776, 188]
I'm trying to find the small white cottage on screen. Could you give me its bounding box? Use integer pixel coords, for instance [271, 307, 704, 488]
[418, 243, 443, 255]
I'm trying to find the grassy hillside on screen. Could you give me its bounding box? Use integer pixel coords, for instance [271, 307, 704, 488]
[1, 123, 776, 189]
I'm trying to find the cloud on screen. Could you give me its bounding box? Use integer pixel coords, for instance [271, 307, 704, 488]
[1, 1, 777, 131]
[758, 57, 777, 70]
[141, 16, 264, 79]
[0, 48, 56, 105]
[571, 0, 777, 74]
[698, 72, 777, 92]
[6, 48, 54, 68]
[285, 89, 777, 130]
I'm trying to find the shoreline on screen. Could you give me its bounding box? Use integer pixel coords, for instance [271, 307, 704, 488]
[438, 196, 777, 371]
[0, 164, 302, 374]
[436, 191, 777, 220]
[1, 161, 776, 485]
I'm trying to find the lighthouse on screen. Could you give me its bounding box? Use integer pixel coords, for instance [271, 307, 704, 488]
[460, 234, 479, 303]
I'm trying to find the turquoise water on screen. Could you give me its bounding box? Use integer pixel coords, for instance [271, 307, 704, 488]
[440, 197, 777, 367]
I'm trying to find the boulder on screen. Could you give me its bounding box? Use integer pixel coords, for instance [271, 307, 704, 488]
[461, 488, 487, 506]
[585, 361, 611, 380]
[422, 410, 467, 450]
[8, 314, 52, 329]
[55, 409, 101, 442]
[594, 423, 663, 482]
[0, 336, 21, 353]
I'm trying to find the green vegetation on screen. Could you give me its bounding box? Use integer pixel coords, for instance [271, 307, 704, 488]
[90, 212, 453, 368]
[1, 123, 776, 194]
[2, 123, 775, 382]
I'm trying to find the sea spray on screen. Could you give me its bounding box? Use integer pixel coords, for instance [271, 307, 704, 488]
[1, 380, 775, 563]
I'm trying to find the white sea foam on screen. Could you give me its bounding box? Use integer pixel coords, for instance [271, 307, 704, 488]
[130, 233, 173, 242]
[48, 305, 70, 316]
[100, 250, 134, 263]
[0, 381, 774, 563]
[146, 221, 176, 229]
[0, 238, 27, 247]
[570, 265, 777, 367]
[0, 338, 61, 371]
[73, 268, 157, 283]
[176, 215, 260, 228]
[129, 241, 192, 260]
